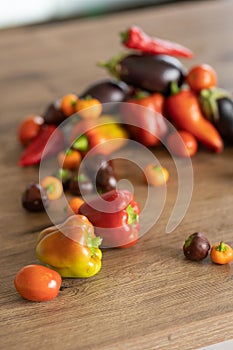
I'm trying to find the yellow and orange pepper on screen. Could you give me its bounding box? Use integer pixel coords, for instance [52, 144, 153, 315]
[36, 215, 102, 278]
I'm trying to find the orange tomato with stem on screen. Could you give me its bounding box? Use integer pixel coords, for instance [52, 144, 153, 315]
[60, 94, 78, 117]
[40, 176, 63, 201]
[67, 197, 84, 215]
[76, 97, 102, 119]
[57, 149, 82, 170]
[186, 64, 217, 93]
[210, 241, 233, 265]
[144, 164, 169, 186]
[14, 264, 62, 302]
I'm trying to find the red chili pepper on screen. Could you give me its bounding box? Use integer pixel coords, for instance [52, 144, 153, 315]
[121, 26, 193, 59]
[79, 189, 140, 248]
[18, 125, 64, 166]
[165, 84, 223, 153]
[121, 92, 168, 147]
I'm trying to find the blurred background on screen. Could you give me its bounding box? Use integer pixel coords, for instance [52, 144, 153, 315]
[0, 0, 205, 29]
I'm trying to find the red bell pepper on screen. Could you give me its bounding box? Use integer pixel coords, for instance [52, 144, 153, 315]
[121, 92, 168, 147]
[165, 84, 223, 153]
[18, 124, 64, 166]
[121, 26, 193, 59]
[79, 189, 140, 248]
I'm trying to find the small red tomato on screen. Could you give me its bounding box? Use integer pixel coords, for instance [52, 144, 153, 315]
[14, 264, 61, 302]
[18, 115, 44, 147]
[167, 131, 198, 158]
[186, 64, 217, 93]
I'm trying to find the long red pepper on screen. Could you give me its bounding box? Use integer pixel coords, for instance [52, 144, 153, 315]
[18, 125, 63, 166]
[121, 26, 193, 58]
[165, 84, 223, 153]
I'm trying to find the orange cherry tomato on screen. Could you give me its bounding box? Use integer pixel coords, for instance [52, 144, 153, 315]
[76, 97, 102, 119]
[210, 242, 233, 265]
[57, 149, 82, 170]
[14, 264, 62, 302]
[67, 197, 84, 215]
[144, 164, 169, 186]
[18, 115, 44, 147]
[186, 64, 217, 93]
[60, 94, 78, 117]
[40, 176, 63, 201]
[166, 130, 198, 157]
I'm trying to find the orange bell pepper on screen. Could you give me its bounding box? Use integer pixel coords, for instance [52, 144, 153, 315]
[36, 215, 102, 278]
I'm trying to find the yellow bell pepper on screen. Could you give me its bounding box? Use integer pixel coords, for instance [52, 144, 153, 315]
[36, 215, 102, 278]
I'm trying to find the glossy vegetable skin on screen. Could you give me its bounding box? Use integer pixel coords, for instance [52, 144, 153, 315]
[14, 264, 62, 302]
[36, 215, 102, 278]
[144, 165, 169, 186]
[70, 116, 128, 155]
[121, 92, 168, 147]
[18, 125, 64, 166]
[183, 232, 210, 261]
[121, 26, 193, 58]
[166, 131, 198, 157]
[186, 64, 217, 92]
[18, 115, 44, 147]
[200, 88, 233, 142]
[210, 242, 233, 265]
[79, 189, 140, 248]
[165, 86, 223, 153]
[100, 54, 185, 95]
[79, 79, 132, 104]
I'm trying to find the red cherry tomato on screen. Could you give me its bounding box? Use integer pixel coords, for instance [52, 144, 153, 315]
[14, 264, 62, 302]
[167, 131, 198, 157]
[18, 115, 44, 147]
[186, 64, 217, 93]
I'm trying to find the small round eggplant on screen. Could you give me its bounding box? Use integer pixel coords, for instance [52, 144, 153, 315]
[183, 232, 210, 261]
[96, 168, 117, 193]
[79, 79, 133, 103]
[100, 54, 185, 95]
[69, 173, 93, 196]
[84, 154, 113, 179]
[43, 100, 66, 126]
[22, 183, 49, 212]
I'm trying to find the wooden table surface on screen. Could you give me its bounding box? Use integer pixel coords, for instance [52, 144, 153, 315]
[1, 1, 233, 349]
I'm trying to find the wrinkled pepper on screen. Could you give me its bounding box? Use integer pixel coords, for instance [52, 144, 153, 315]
[165, 83, 223, 153]
[121, 92, 168, 146]
[36, 215, 102, 278]
[70, 116, 128, 155]
[18, 125, 64, 166]
[121, 26, 194, 58]
[79, 189, 140, 248]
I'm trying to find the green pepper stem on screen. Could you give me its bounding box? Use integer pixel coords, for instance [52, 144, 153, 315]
[126, 204, 139, 227]
[73, 134, 89, 152]
[169, 81, 180, 96]
[120, 30, 129, 43]
[98, 53, 127, 79]
[216, 241, 227, 252]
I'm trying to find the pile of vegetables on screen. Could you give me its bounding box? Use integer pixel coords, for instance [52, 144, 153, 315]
[15, 26, 233, 302]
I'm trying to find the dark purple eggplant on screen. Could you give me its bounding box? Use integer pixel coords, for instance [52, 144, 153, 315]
[99, 54, 185, 95]
[43, 100, 66, 126]
[79, 79, 133, 103]
[200, 88, 233, 143]
[216, 97, 233, 142]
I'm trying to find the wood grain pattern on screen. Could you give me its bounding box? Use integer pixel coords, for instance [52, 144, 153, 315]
[0, 1, 233, 349]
